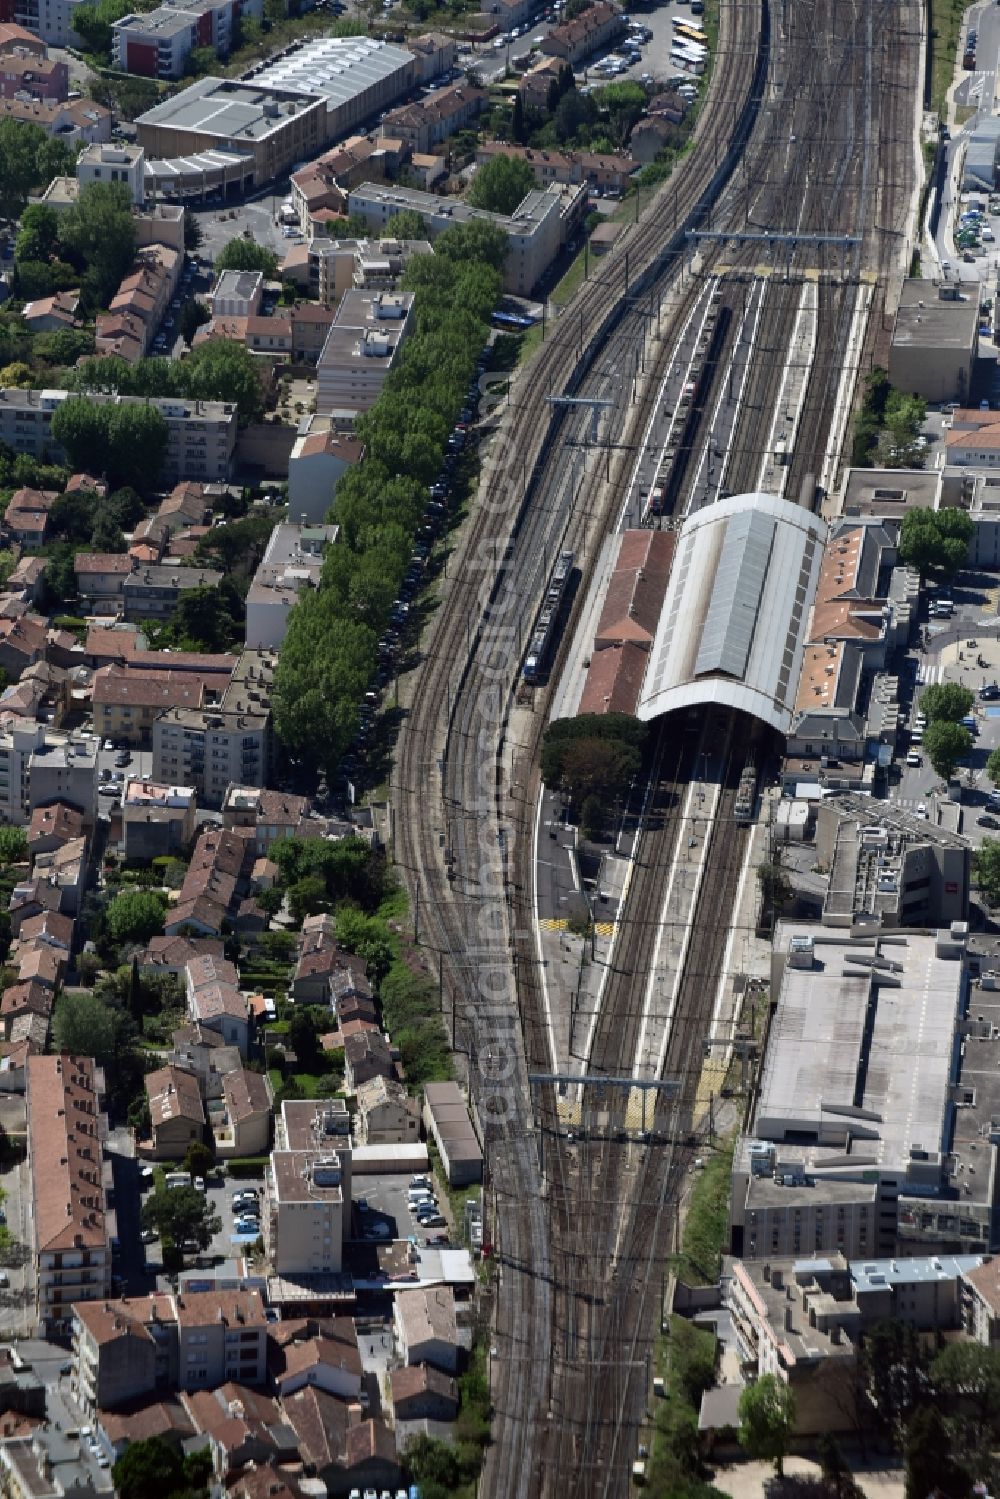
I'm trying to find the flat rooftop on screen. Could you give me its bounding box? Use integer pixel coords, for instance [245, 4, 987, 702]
[137, 77, 324, 142]
[116, 7, 195, 37]
[349, 180, 567, 232]
[893, 279, 980, 351]
[251, 37, 414, 112]
[839, 466, 940, 520]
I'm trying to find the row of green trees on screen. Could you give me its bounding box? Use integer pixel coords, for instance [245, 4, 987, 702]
[852, 367, 929, 468]
[51, 399, 167, 493]
[272, 220, 507, 773]
[66, 340, 265, 424]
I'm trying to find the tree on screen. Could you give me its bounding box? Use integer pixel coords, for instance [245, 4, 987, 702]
[58, 181, 137, 313]
[33, 328, 95, 366]
[898, 507, 973, 579]
[289, 1006, 324, 1071]
[0, 119, 73, 220]
[15, 203, 60, 264]
[385, 209, 427, 238]
[288, 874, 328, 925]
[183, 338, 265, 421]
[468, 154, 537, 215]
[904, 1405, 970, 1499]
[180, 298, 210, 345]
[141, 1184, 220, 1255]
[593, 80, 647, 146]
[974, 837, 1000, 904]
[0, 363, 33, 389]
[931, 1341, 1000, 1425]
[112, 1437, 185, 1499]
[862, 1320, 927, 1444]
[738, 1376, 795, 1477]
[757, 858, 792, 913]
[919, 682, 974, 723]
[106, 889, 167, 946]
[988, 746, 1000, 785]
[183, 1141, 215, 1180]
[215, 237, 279, 277]
[51, 398, 168, 490]
[511, 90, 526, 144]
[0, 826, 27, 864]
[51, 990, 142, 1118]
[183, 209, 203, 252]
[922, 719, 971, 779]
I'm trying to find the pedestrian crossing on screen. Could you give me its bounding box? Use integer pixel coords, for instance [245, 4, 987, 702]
[915, 661, 945, 686]
[893, 797, 931, 814]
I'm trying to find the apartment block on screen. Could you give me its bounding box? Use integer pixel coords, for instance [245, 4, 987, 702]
[0, 389, 238, 483]
[245, 522, 335, 649]
[27, 1055, 112, 1336]
[93, 663, 231, 743]
[379, 81, 485, 154]
[315, 289, 414, 417]
[122, 564, 223, 623]
[122, 779, 197, 860]
[0, 719, 98, 827]
[152, 649, 276, 809]
[264, 1099, 354, 1278]
[539, 0, 625, 66]
[76, 142, 146, 204]
[0, 47, 68, 100]
[347, 180, 586, 296]
[210, 269, 263, 319]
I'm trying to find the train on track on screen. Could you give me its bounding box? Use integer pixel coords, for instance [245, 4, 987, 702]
[642, 288, 727, 522]
[735, 755, 758, 824]
[523, 550, 575, 684]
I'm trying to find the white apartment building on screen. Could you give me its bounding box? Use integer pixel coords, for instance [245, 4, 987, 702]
[315, 289, 414, 417]
[210, 269, 263, 319]
[264, 1151, 347, 1276]
[0, 720, 98, 828]
[244, 522, 335, 650]
[13, 0, 88, 46]
[77, 143, 146, 205]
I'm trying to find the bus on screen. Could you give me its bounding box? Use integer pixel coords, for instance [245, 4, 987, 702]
[670, 40, 706, 71]
[672, 16, 708, 44]
[671, 33, 707, 58]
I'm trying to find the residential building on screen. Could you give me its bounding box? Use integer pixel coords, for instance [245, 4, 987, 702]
[165, 825, 255, 935]
[76, 141, 146, 204]
[731, 923, 997, 1264]
[74, 553, 134, 611]
[422, 1080, 482, 1186]
[539, 0, 625, 65]
[268, 1322, 361, 1401]
[175, 1290, 268, 1389]
[0, 23, 46, 55]
[210, 270, 263, 319]
[315, 289, 415, 417]
[72, 1296, 166, 1410]
[0, 90, 110, 138]
[356, 1075, 419, 1145]
[152, 649, 277, 809]
[8, 0, 90, 46]
[393, 1286, 458, 1372]
[221, 784, 310, 853]
[406, 29, 455, 82]
[137, 79, 328, 196]
[389, 1363, 458, 1422]
[27, 802, 82, 858]
[0, 389, 238, 483]
[343, 1029, 392, 1092]
[307, 235, 432, 306]
[21, 288, 77, 330]
[347, 180, 587, 296]
[112, 0, 262, 79]
[144, 1064, 205, 1158]
[379, 81, 485, 154]
[122, 564, 223, 623]
[211, 1067, 272, 1157]
[94, 664, 231, 744]
[185, 954, 249, 1055]
[962, 1257, 1000, 1348]
[476, 140, 636, 194]
[244, 522, 335, 649]
[0, 719, 99, 828]
[3, 487, 58, 549]
[888, 278, 980, 406]
[519, 52, 569, 110]
[122, 779, 197, 860]
[265, 1150, 348, 1277]
[26, 1055, 112, 1336]
[728, 1252, 983, 1435]
[287, 427, 363, 524]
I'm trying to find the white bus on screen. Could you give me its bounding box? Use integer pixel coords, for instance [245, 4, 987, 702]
[670, 40, 706, 71]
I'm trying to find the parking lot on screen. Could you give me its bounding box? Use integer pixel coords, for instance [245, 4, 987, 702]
[191, 193, 299, 268]
[138, 1173, 262, 1289]
[354, 1171, 449, 1247]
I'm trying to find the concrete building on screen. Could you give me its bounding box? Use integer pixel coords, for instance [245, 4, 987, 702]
[888, 279, 980, 405]
[244, 522, 335, 649]
[728, 1252, 983, 1435]
[347, 180, 587, 296]
[380, 81, 486, 154]
[112, 0, 261, 78]
[8, 0, 88, 47]
[152, 648, 276, 808]
[122, 780, 197, 861]
[76, 142, 146, 203]
[731, 923, 998, 1265]
[306, 234, 432, 304]
[27, 1055, 112, 1336]
[0, 47, 67, 100]
[211, 269, 263, 319]
[249, 36, 417, 147]
[0, 91, 110, 139]
[476, 140, 636, 194]
[137, 78, 327, 194]
[122, 564, 224, 622]
[817, 794, 971, 929]
[579, 528, 675, 717]
[0, 387, 237, 482]
[393, 1286, 458, 1373]
[265, 1149, 347, 1277]
[315, 289, 414, 417]
[422, 1081, 483, 1186]
[0, 719, 98, 827]
[287, 427, 363, 524]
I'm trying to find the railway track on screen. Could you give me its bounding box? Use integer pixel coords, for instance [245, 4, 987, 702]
[390, 0, 920, 1490]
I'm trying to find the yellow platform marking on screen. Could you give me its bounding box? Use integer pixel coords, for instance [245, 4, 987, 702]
[981, 587, 999, 614]
[692, 1058, 729, 1131]
[538, 917, 568, 932]
[595, 921, 616, 938]
[557, 1094, 582, 1127]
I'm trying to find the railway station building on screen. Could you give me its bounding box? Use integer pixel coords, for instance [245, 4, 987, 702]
[636, 492, 827, 735]
[731, 922, 998, 1265]
[888, 278, 981, 405]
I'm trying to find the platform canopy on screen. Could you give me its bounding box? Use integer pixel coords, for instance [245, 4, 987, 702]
[636, 491, 827, 735]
